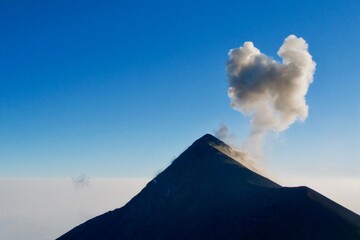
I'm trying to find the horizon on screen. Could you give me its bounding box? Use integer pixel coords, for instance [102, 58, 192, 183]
[1, 1, 359, 239]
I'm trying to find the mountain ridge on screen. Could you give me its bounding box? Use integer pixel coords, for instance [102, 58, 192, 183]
[58, 134, 360, 240]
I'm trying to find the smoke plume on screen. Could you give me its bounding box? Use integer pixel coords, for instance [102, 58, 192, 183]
[72, 174, 90, 189]
[226, 35, 316, 156]
[214, 124, 231, 140]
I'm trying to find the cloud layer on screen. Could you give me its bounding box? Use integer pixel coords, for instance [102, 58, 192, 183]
[0, 178, 148, 240]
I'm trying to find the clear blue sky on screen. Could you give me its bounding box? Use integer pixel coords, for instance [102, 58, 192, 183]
[1, 0, 359, 178]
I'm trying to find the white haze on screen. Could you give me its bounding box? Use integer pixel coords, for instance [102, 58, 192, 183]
[226, 35, 316, 156]
[0, 178, 148, 240]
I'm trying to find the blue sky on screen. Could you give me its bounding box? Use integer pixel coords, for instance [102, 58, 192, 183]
[1, 0, 359, 178]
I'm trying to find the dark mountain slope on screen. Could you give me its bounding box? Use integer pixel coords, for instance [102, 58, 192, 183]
[58, 134, 360, 240]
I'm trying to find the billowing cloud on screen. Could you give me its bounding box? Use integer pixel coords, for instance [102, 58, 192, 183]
[226, 35, 316, 154]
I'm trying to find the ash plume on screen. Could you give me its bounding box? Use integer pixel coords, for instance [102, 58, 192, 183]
[226, 35, 316, 156]
[214, 124, 229, 140]
[214, 124, 234, 141]
[214, 124, 238, 147]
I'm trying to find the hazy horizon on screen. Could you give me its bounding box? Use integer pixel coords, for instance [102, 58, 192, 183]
[1, 174, 359, 240]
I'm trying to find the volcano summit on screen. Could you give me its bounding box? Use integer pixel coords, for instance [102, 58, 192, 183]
[58, 134, 360, 240]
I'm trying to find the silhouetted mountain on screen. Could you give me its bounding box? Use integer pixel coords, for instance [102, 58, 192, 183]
[58, 134, 360, 240]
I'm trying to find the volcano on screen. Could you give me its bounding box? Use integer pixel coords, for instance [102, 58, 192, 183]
[57, 134, 360, 239]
